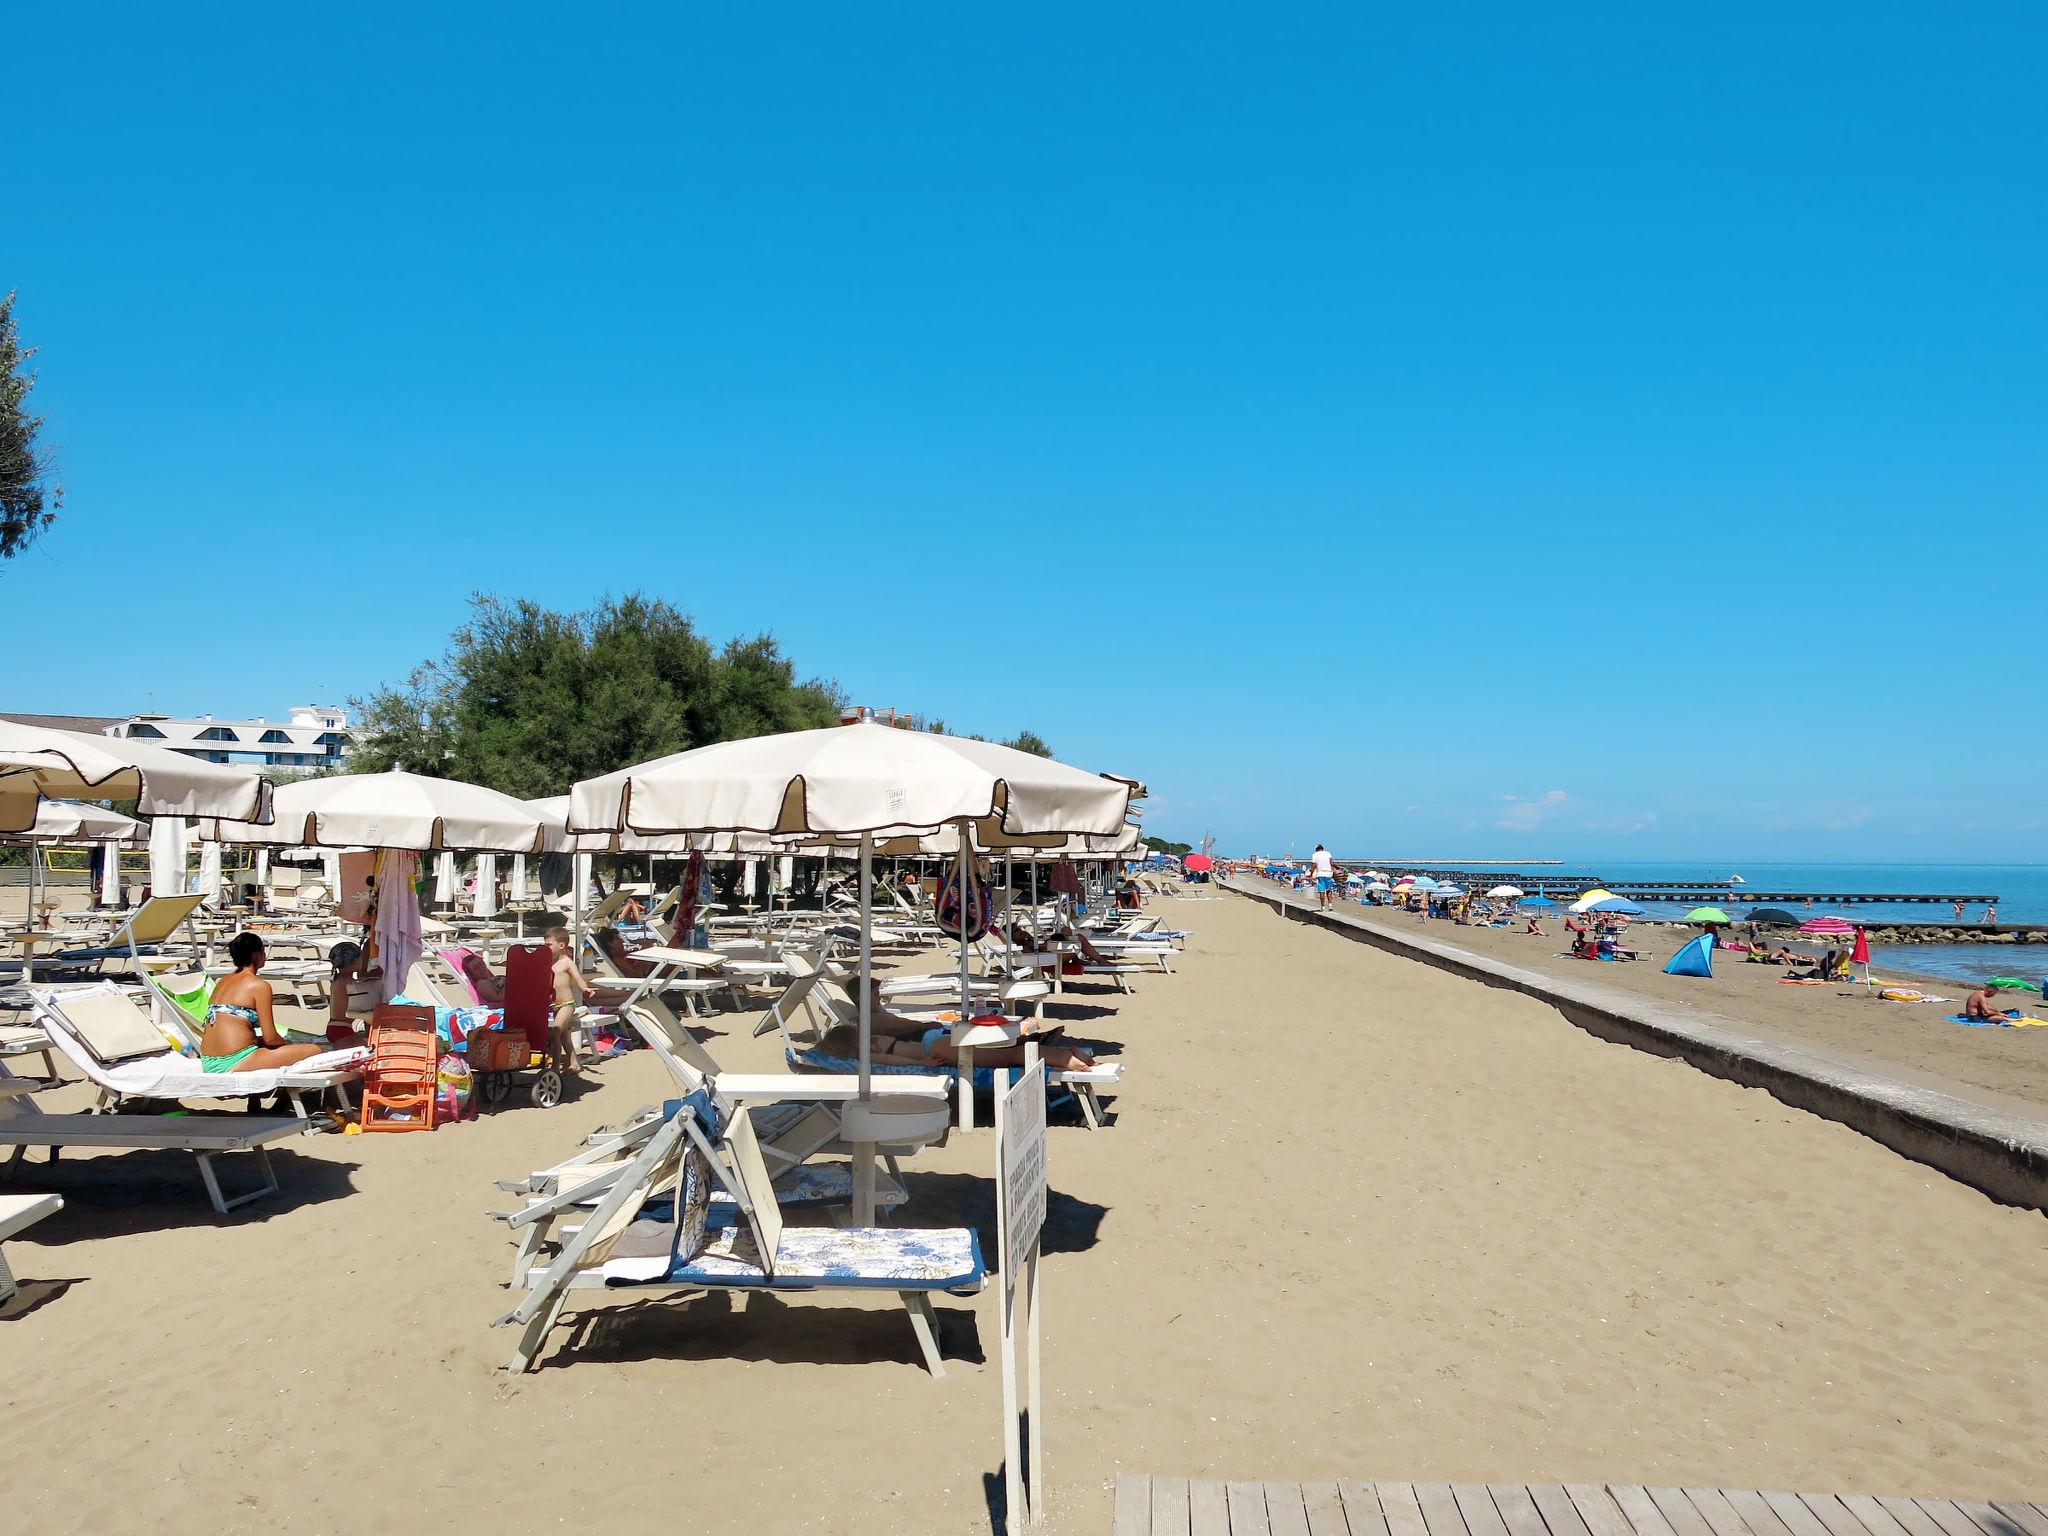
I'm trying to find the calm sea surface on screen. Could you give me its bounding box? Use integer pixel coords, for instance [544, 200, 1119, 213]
[1360, 860, 2048, 988]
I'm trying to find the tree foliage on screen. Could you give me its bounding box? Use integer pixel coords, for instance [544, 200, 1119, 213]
[0, 292, 62, 562]
[348, 594, 846, 795]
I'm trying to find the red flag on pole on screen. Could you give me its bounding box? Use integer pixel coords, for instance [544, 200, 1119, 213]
[1851, 928, 1871, 965]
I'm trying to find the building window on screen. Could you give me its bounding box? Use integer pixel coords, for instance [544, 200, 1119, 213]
[258, 729, 291, 744]
[127, 723, 166, 738]
[197, 726, 239, 743]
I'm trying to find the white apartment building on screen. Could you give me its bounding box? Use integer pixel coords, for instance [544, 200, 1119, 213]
[107, 705, 357, 769]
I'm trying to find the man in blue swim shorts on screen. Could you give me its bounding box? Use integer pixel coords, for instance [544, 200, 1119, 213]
[1310, 844, 1336, 910]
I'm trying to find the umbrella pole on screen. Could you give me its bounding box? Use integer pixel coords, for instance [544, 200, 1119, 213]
[853, 833, 876, 1224]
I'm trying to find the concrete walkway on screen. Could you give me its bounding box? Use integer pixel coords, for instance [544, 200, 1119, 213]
[1224, 877, 2048, 1212]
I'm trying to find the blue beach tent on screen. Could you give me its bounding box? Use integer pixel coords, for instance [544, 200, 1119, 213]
[1664, 933, 1715, 978]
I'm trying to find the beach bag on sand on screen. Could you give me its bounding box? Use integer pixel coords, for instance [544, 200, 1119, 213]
[436, 1053, 475, 1121]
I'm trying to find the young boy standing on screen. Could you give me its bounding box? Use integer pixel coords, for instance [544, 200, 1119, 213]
[543, 927, 590, 1073]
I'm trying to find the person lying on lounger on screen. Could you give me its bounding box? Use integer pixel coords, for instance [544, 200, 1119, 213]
[593, 926, 655, 979]
[1964, 984, 2015, 1023]
[817, 1021, 1098, 1074]
[457, 950, 507, 1006]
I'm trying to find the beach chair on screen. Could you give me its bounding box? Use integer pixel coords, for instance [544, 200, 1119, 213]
[48, 893, 207, 974]
[29, 983, 365, 1117]
[494, 1091, 984, 1374]
[0, 1063, 313, 1213]
[489, 1092, 931, 1285]
[789, 1030, 1123, 1131]
[0, 1190, 62, 1305]
[358, 1006, 440, 1132]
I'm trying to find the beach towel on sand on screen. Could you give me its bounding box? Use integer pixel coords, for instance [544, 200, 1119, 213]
[1945, 1014, 2011, 1028]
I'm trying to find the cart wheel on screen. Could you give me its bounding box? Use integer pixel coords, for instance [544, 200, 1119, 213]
[481, 1071, 512, 1105]
[531, 1069, 562, 1108]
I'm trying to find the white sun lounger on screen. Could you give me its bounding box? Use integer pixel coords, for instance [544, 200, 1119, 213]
[0, 1065, 311, 1213]
[29, 983, 365, 1117]
[495, 1092, 984, 1374]
[0, 1190, 62, 1305]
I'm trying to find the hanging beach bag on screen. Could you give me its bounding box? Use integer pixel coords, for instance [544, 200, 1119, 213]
[934, 855, 993, 943]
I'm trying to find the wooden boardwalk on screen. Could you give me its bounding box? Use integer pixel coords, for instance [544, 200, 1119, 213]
[1111, 1480, 2048, 1536]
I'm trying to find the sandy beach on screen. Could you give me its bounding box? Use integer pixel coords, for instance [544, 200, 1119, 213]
[3, 890, 2045, 1535]
[1324, 898, 2048, 1113]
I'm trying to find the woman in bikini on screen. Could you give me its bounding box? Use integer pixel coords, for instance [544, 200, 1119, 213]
[199, 932, 329, 1074]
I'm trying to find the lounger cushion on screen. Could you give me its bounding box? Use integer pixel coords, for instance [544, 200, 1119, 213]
[604, 1206, 984, 1292]
[56, 990, 174, 1065]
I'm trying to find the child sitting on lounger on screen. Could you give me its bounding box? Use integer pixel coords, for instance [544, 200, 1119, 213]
[817, 1021, 1098, 1074]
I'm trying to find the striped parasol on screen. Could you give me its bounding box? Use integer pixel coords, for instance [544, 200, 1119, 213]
[1798, 915, 1856, 936]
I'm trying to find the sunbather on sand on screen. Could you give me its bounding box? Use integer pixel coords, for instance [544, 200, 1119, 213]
[818, 1021, 1097, 1074]
[1524, 916, 1547, 936]
[202, 932, 328, 1073]
[1964, 984, 2015, 1023]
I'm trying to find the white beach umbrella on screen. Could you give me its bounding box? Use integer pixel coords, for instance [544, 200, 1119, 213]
[9, 800, 145, 843]
[206, 769, 560, 853]
[196, 839, 222, 908]
[569, 718, 1139, 840]
[149, 816, 188, 896]
[434, 850, 459, 907]
[474, 854, 499, 917]
[99, 839, 124, 907]
[0, 720, 274, 833]
[1486, 885, 1524, 899]
[508, 854, 529, 903]
[569, 718, 1143, 1222]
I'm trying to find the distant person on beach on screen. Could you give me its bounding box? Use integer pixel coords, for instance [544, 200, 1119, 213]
[1964, 983, 2014, 1023]
[1525, 914, 1547, 936]
[1983, 904, 1997, 925]
[1309, 845, 1335, 910]
[544, 927, 591, 1074]
[1953, 900, 1966, 922]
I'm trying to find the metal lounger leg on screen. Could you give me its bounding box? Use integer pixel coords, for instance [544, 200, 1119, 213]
[509, 1292, 567, 1374]
[1076, 1085, 1102, 1130]
[196, 1145, 280, 1214]
[902, 1292, 946, 1377]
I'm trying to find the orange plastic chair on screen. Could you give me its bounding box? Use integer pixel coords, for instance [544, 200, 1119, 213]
[359, 1004, 439, 1132]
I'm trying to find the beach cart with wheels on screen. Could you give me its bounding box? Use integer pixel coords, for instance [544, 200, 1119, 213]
[472, 944, 561, 1109]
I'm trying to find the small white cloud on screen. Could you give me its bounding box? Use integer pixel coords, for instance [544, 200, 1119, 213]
[1497, 788, 1568, 833]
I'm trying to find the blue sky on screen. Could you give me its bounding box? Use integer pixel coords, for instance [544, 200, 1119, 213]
[8, 3, 2045, 861]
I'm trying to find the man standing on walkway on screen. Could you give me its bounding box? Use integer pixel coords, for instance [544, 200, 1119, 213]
[1310, 844, 1336, 911]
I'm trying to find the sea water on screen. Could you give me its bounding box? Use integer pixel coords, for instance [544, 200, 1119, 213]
[1404, 860, 2048, 988]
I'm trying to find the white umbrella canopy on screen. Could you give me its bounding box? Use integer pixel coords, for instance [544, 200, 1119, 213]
[570, 719, 1140, 840]
[0, 720, 275, 834]
[5, 799, 146, 844]
[205, 770, 561, 853]
[1486, 885, 1524, 898]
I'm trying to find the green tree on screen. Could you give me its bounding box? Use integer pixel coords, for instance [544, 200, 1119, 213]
[1003, 730, 1052, 758]
[0, 292, 62, 561]
[350, 593, 846, 795]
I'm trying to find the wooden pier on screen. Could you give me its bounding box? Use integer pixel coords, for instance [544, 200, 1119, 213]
[1112, 1477, 2047, 1536]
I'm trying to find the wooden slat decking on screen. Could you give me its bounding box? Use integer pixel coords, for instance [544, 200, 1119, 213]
[1111, 1482, 2047, 1536]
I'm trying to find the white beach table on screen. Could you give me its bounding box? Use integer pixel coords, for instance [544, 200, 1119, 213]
[0, 1191, 62, 1304]
[950, 1016, 1023, 1130]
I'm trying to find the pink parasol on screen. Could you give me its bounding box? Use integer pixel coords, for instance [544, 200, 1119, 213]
[1798, 916, 1856, 936]
[1183, 853, 1215, 873]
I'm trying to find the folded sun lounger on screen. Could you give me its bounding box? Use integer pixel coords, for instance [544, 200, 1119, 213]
[495, 1090, 984, 1374]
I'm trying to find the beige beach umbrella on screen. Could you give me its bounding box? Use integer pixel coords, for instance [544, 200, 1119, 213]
[569, 717, 1144, 1221]
[205, 769, 560, 853]
[570, 718, 1139, 840]
[9, 799, 145, 843]
[0, 719, 275, 834]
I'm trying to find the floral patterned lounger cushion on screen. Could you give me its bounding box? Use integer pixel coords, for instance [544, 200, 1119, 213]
[603, 1207, 985, 1292]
